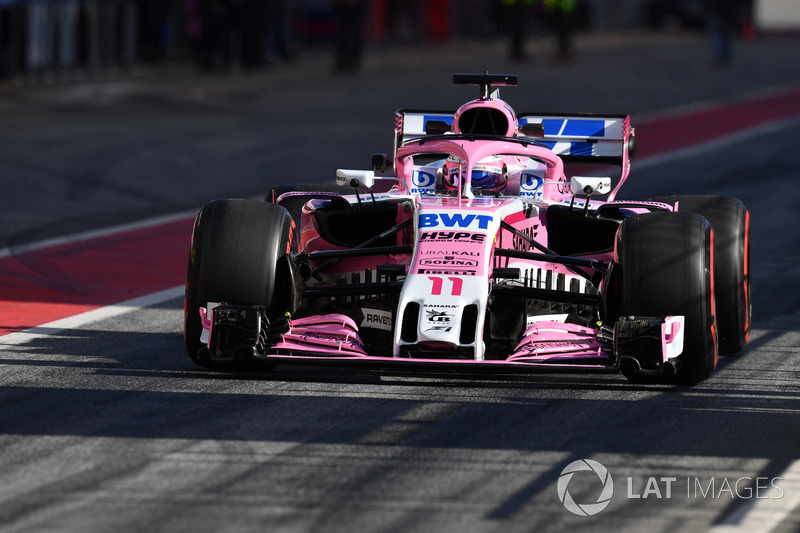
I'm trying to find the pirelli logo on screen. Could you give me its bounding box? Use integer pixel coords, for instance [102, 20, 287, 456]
[418, 269, 476, 276]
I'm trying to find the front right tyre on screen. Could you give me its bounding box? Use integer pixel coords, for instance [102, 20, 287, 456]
[184, 199, 297, 369]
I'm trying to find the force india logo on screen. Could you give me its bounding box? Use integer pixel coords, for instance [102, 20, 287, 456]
[425, 308, 453, 332]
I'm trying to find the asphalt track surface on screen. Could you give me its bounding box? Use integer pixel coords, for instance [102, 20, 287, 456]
[1, 31, 800, 532]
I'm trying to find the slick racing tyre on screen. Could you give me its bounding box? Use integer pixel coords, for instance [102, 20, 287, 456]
[613, 212, 717, 384]
[184, 199, 298, 369]
[651, 195, 750, 355]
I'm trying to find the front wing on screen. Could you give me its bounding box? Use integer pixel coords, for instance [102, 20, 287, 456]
[198, 305, 685, 377]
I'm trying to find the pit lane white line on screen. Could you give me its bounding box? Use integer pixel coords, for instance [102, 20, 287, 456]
[0, 210, 198, 259]
[0, 285, 184, 347]
[709, 459, 800, 533]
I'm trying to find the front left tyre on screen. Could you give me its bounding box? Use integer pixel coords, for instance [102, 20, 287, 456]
[611, 211, 717, 384]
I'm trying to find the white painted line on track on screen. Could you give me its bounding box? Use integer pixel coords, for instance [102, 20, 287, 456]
[709, 459, 800, 533]
[0, 210, 198, 259]
[0, 285, 185, 346]
[0, 193, 265, 259]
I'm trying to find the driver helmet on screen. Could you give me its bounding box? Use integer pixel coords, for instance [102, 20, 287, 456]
[442, 154, 508, 193]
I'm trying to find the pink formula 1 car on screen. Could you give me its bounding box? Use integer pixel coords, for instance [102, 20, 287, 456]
[184, 73, 750, 383]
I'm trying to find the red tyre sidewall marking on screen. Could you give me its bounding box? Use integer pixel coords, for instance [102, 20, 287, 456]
[744, 210, 751, 341]
[709, 227, 718, 366]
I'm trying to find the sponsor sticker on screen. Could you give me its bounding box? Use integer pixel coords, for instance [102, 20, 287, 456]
[361, 308, 393, 332]
[419, 231, 486, 244]
[420, 256, 479, 267]
[419, 213, 494, 230]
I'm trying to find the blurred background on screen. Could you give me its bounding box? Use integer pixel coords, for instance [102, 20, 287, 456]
[1, 0, 798, 249]
[1, 0, 797, 84]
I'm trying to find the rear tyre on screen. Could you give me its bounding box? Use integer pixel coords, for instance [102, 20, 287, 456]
[184, 199, 297, 370]
[613, 212, 717, 384]
[651, 195, 750, 355]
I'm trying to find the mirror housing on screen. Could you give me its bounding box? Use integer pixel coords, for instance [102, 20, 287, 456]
[336, 169, 375, 189]
[519, 122, 545, 138]
[570, 176, 611, 196]
[371, 153, 391, 173]
[425, 120, 451, 135]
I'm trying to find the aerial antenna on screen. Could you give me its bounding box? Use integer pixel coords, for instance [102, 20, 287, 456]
[453, 72, 518, 100]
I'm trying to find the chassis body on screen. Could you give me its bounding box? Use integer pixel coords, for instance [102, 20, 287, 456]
[185, 74, 750, 383]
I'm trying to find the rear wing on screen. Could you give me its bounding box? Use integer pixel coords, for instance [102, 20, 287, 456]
[393, 109, 455, 154]
[517, 113, 632, 165]
[394, 109, 633, 165]
[393, 109, 635, 199]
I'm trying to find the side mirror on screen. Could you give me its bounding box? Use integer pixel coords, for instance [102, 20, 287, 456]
[425, 120, 451, 135]
[336, 169, 375, 189]
[519, 122, 545, 138]
[570, 176, 611, 196]
[628, 128, 637, 159]
[371, 153, 391, 173]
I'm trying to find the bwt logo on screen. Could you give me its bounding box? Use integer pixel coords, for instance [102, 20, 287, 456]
[419, 213, 493, 229]
[520, 172, 544, 197]
[557, 459, 614, 516]
[412, 170, 436, 188]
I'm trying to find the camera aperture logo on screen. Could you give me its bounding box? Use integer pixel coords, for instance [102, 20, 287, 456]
[557, 459, 614, 516]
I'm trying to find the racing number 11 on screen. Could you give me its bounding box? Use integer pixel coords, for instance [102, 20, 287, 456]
[428, 276, 463, 296]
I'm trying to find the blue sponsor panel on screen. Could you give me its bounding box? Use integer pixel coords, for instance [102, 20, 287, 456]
[517, 114, 626, 159]
[423, 114, 454, 126]
[562, 119, 606, 138]
[568, 142, 595, 157]
[527, 118, 607, 138]
[541, 118, 566, 136]
[530, 140, 594, 157]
